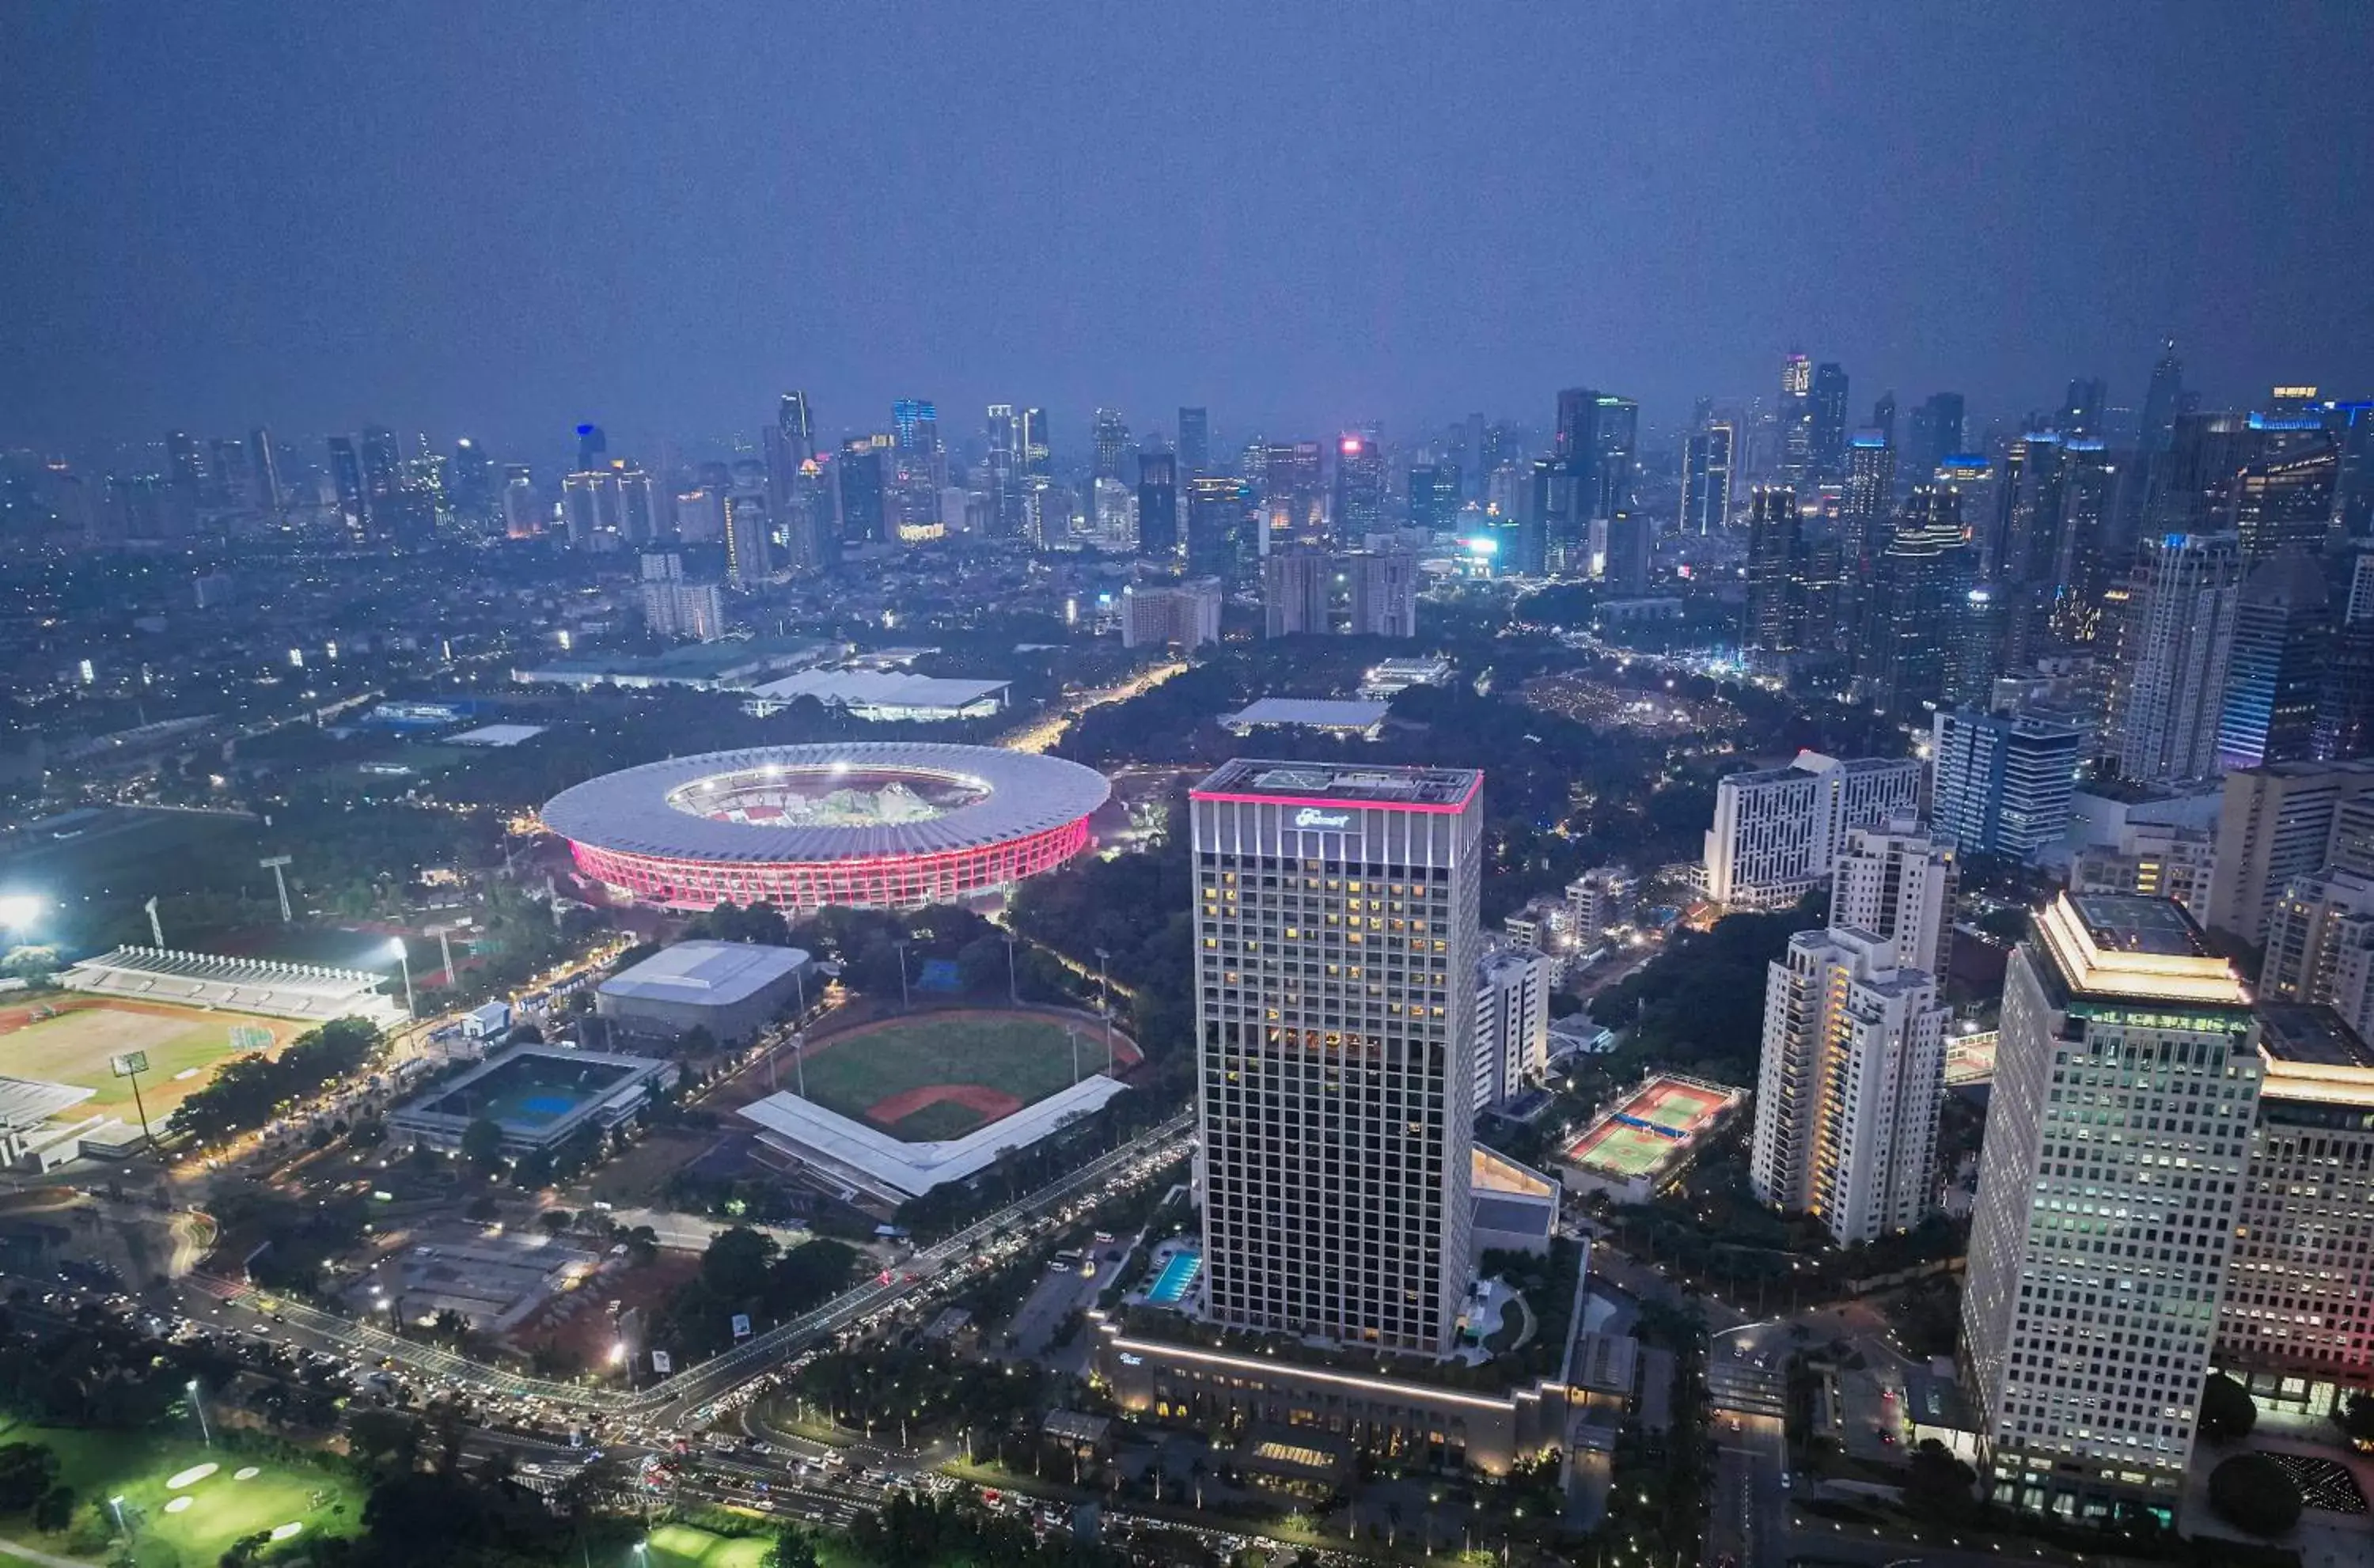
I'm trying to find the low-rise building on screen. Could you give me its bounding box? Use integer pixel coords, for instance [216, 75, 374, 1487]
[595, 941, 817, 1047]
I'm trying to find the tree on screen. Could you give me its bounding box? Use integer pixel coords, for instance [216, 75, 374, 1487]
[2198, 1371, 2258, 1443]
[762, 1529, 821, 1568]
[459, 1117, 506, 1172]
[31, 1485, 74, 1532]
[0, 1443, 60, 1512]
[1902, 1439, 1975, 1524]
[2337, 1391, 2374, 1448]
[2207, 1452, 2301, 1537]
[1, 946, 59, 985]
[700, 1226, 779, 1301]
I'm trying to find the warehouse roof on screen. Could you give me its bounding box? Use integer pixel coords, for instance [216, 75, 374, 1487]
[598, 941, 811, 1007]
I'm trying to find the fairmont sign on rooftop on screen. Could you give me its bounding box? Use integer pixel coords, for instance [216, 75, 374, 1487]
[1294, 808, 1352, 829]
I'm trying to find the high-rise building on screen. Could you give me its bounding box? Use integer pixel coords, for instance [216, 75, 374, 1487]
[1331, 434, 1385, 538]
[1811, 362, 1852, 479]
[2062, 377, 2109, 439]
[2205, 761, 2374, 945]
[2218, 548, 2333, 771]
[1871, 391, 1898, 452]
[1261, 441, 1325, 547]
[1908, 393, 1966, 479]
[1118, 578, 1222, 652]
[891, 398, 939, 462]
[1262, 548, 1331, 637]
[2232, 440, 2339, 562]
[777, 392, 816, 468]
[1405, 464, 1461, 534]
[1929, 710, 2081, 860]
[2258, 869, 2374, 1040]
[2216, 1004, 2374, 1406]
[327, 436, 366, 540]
[1856, 486, 1970, 716]
[1092, 407, 1131, 483]
[1474, 947, 1551, 1110]
[246, 427, 283, 513]
[575, 422, 608, 475]
[2136, 338, 2185, 455]
[836, 439, 887, 544]
[1564, 866, 1635, 948]
[1701, 750, 1922, 910]
[1136, 451, 1180, 563]
[1344, 549, 1420, 638]
[1192, 760, 1481, 1356]
[2317, 551, 2374, 761]
[1681, 420, 1736, 535]
[1178, 407, 1210, 476]
[1960, 892, 2258, 1519]
[723, 492, 772, 587]
[2109, 532, 2243, 786]
[1828, 818, 1956, 975]
[1779, 354, 1815, 485]
[1744, 485, 1803, 664]
[1749, 925, 1946, 1246]
[1185, 475, 1253, 580]
[500, 464, 539, 539]
[2070, 822, 2216, 922]
[1021, 407, 1051, 477]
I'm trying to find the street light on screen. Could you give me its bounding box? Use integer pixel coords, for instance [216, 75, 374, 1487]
[188, 1379, 210, 1447]
[387, 938, 415, 1018]
[108, 1495, 127, 1539]
[0, 892, 44, 931]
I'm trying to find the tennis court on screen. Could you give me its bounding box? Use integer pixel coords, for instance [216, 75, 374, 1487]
[1565, 1073, 1743, 1182]
[1617, 1078, 1729, 1134]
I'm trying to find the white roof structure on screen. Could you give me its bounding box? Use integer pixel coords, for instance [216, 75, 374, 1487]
[745, 669, 1009, 719]
[540, 743, 1112, 865]
[61, 946, 404, 1025]
[1222, 697, 1391, 736]
[449, 723, 548, 747]
[598, 941, 810, 1006]
[739, 1074, 1130, 1201]
[0, 1077, 96, 1131]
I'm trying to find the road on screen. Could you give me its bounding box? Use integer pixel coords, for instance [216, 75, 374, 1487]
[179, 1112, 1195, 1420]
[997, 660, 1187, 755]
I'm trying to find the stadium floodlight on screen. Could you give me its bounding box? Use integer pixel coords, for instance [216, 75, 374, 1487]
[0, 892, 44, 930]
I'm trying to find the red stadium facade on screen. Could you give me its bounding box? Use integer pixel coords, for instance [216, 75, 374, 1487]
[565, 815, 1093, 911]
[539, 743, 1111, 915]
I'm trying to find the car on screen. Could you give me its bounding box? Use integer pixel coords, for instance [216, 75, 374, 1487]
[1778, 1472, 1792, 1491]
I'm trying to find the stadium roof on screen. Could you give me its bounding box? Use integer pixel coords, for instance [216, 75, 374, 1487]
[598, 941, 812, 1007]
[739, 1074, 1131, 1199]
[0, 1077, 96, 1131]
[745, 668, 1010, 716]
[540, 743, 1112, 864]
[1221, 697, 1390, 733]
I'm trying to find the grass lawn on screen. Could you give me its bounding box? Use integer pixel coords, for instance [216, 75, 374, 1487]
[0, 1419, 362, 1568]
[647, 1522, 863, 1568]
[797, 1013, 1088, 1122]
[0, 1002, 298, 1123]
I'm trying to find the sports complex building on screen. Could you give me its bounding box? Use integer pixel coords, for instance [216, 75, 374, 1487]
[539, 743, 1112, 913]
[388, 1043, 675, 1157]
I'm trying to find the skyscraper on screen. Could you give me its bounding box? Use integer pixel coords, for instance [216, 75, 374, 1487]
[1779, 353, 1815, 485]
[1744, 485, 1803, 664]
[2109, 532, 2243, 786]
[1261, 441, 1325, 547]
[1405, 464, 1460, 534]
[1811, 362, 1851, 479]
[246, 427, 283, 513]
[1185, 475, 1253, 580]
[2061, 377, 2108, 438]
[1021, 407, 1051, 476]
[1261, 548, 1330, 637]
[1856, 485, 1970, 716]
[1191, 759, 1483, 1356]
[1681, 419, 1736, 535]
[2218, 548, 2333, 771]
[777, 392, 817, 468]
[2203, 760, 2374, 945]
[836, 438, 887, 544]
[327, 435, 366, 540]
[1908, 392, 1966, 479]
[1344, 550, 1420, 638]
[575, 422, 608, 474]
[2136, 338, 2184, 455]
[1960, 892, 2258, 1519]
[1092, 407, 1131, 483]
[1701, 750, 1923, 910]
[1928, 710, 2082, 860]
[2232, 439, 2339, 561]
[1135, 451, 1179, 563]
[1178, 407, 1210, 476]
[1330, 434, 1384, 539]
[1827, 818, 1958, 975]
[1748, 925, 1946, 1246]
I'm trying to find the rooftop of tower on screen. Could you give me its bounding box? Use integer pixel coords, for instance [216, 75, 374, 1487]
[2031, 892, 2251, 1006]
[2258, 1003, 2374, 1109]
[1193, 758, 1481, 811]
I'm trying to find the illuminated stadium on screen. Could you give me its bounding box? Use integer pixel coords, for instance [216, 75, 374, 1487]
[540, 743, 1112, 912]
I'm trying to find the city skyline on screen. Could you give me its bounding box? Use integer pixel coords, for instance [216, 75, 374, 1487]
[6, 4, 2373, 447]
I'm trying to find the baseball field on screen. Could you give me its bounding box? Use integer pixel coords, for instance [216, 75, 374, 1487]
[791, 1008, 1138, 1143]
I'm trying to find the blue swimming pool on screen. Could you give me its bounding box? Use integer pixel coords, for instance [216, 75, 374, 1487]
[1147, 1251, 1203, 1305]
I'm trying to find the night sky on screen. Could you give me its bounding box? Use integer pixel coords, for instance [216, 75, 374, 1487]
[6, 2, 2372, 458]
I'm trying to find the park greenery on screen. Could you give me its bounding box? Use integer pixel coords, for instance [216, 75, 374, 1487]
[2207, 1452, 2302, 1538]
[655, 1227, 862, 1363]
[165, 1016, 383, 1147]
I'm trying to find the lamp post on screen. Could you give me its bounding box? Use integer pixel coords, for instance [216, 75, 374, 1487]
[1004, 931, 1019, 1006]
[188, 1379, 211, 1447]
[108, 1495, 128, 1540]
[387, 938, 415, 1018]
[893, 940, 911, 1012]
[1094, 946, 1113, 1074]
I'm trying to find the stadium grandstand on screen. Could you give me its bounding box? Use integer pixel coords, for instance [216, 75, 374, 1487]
[0, 1077, 104, 1172]
[60, 946, 405, 1025]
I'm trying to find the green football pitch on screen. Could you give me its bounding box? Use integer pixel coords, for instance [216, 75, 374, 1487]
[1572, 1120, 1682, 1178]
[0, 1419, 361, 1568]
[0, 1001, 297, 1123]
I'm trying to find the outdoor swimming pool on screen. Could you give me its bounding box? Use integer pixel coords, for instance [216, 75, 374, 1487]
[1147, 1250, 1202, 1305]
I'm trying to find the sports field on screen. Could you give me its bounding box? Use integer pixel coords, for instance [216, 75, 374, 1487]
[0, 1418, 361, 1568]
[794, 1008, 1137, 1143]
[1566, 1074, 1742, 1181]
[647, 1523, 859, 1568]
[0, 998, 297, 1123]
